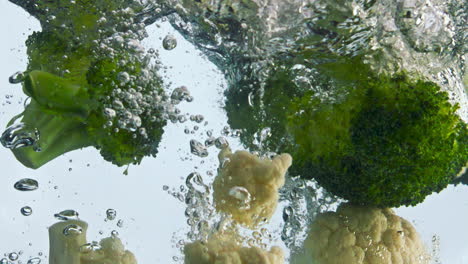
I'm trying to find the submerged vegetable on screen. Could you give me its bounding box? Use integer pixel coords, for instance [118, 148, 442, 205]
[213, 148, 292, 227]
[185, 231, 284, 264]
[185, 148, 289, 264]
[292, 203, 431, 264]
[226, 56, 467, 208]
[5, 0, 167, 168]
[49, 220, 137, 264]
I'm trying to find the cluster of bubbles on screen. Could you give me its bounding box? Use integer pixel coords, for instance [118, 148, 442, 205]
[87, 8, 195, 146]
[279, 176, 343, 252]
[0, 254, 41, 264]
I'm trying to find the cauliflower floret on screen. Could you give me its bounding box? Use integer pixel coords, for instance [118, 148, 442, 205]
[184, 232, 284, 264]
[213, 148, 292, 227]
[49, 220, 137, 264]
[292, 203, 431, 264]
[80, 236, 137, 264]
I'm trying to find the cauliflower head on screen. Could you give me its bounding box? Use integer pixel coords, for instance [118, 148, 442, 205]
[49, 220, 137, 264]
[184, 232, 284, 264]
[292, 203, 430, 264]
[213, 148, 292, 227]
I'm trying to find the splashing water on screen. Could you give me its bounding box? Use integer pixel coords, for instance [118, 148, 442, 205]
[142, 0, 467, 121]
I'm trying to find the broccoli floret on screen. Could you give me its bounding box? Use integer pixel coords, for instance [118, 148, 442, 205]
[226, 57, 467, 207]
[5, 1, 167, 169]
[289, 75, 466, 207]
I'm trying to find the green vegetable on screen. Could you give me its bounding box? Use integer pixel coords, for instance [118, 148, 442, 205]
[6, 1, 166, 169]
[225, 55, 467, 207]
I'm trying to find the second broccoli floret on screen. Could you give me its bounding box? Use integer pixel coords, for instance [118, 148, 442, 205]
[225, 57, 467, 207]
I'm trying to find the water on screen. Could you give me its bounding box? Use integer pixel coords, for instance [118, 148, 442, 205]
[153, 0, 467, 121]
[1, 0, 466, 263]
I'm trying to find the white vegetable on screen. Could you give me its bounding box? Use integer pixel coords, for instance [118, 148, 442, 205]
[213, 147, 292, 227]
[184, 231, 284, 264]
[49, 220, 137, 264]
[292, 203, 431, 264]
[49, 220, 88, 264]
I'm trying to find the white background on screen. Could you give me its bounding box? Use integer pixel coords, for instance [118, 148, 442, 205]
[1, 1, 468, 263]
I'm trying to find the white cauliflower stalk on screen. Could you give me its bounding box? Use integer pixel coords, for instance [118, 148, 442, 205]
[292, 203, 431, 264]
[184, 231, 284, 264]
[213, 148, 292, 227]
[49, 220, 137, 264]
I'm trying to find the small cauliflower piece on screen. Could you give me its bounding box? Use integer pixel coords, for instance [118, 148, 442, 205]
[49, 220, 137, 264]
[292, 203, 431, 264]
[213, 148, 292, 227]
[80, 236, 137, 264]
[184, 232, 284, 264]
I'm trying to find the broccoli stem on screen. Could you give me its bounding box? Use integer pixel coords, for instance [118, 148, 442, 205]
[12, 102, 94, 169]
[23, 70, 92, 117]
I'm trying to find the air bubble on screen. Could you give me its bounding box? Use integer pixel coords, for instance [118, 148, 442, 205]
[228, 186, 252, 210]
[1, 123, 40, 150]
[106, 209, 117, 221]
[162, 34, 177, 50]
[14, 179, 39, 191]
[190, 139, 208, 157]
[215, 137, 229, 149]
[9, 71, 25, 84]
[27, 257, 41, 264]
[63, 224, 83, 236]
[54, 209, 79, 220]
[21, 206, 33, 216]
[8, 253, 18, 261]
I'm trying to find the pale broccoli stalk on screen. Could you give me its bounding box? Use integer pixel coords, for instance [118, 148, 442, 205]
[5, 1, 167, 169]
[49, 219, 137, 264]
[49, 220, 89, 264]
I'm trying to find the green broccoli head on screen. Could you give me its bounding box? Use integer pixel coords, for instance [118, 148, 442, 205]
[288, 75, 466, 207]
[4, 2, 167, 169]
[85, 53, 167, 166]
[226, 57, 467, 207]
